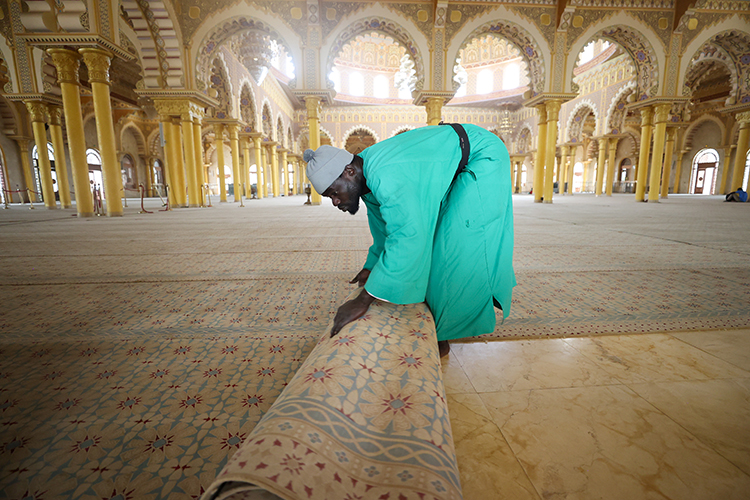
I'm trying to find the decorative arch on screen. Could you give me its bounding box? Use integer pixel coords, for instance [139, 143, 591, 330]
[682, 29, 750, 105]
[276, 115, 285, 148]
[567, 13, 663, 97]
[567, 100, 599, 143]
[449, 19, 546, 95]
[390, 125, 414, 138]
[287, 127, 294, 153]
[119, 123, 148, 157]
[147, 128, 162, 157]
[239, 80, 257, 131]
[324, 16, 426, 94]
[515, 125, 533, 154]
[209, 55, 234, 119]
[605, 82, 636, 134]
[343, 125, 381, 148]
[678, 14, 750, 97]
[193, 15, 297, 92]
[683, 114, 727, 151]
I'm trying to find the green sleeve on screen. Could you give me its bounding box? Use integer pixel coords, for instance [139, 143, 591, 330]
[362, 196, 385, 271]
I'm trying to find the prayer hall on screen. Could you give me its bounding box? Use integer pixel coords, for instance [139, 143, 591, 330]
[0, 1, 749, 499]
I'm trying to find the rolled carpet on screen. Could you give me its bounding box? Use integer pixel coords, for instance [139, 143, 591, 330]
[202, 295, 462, 500]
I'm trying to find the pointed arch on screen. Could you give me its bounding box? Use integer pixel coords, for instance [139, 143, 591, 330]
[605, 82, 636, 134]
[683, 114, 727, 150]
[567, 100, 599, 143]
[238, 79, 258, 131]
[209, 55, 234, 119]
[342, 125, 381, 148]
[566, 12, 663, 97]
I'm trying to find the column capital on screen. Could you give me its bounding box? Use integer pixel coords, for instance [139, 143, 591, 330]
[653, 103, 671, 124]
[25, 100, 48, 123]
[736, 110, 750, 126]
[304, 96, 321, 119]
[665, 127, 678, 141]
[13, 137, 31, 152]
[227, 124, 240, 139]
[561, 145, 570, 155]
[79, 48, 113, 85]
[544, 99, 562, 121]
[46, 105, 63, 126]
[639, 106, 654, 125]
[47, 48, 81, 85]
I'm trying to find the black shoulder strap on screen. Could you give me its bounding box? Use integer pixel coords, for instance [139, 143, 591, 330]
[439, 122, 470, 182]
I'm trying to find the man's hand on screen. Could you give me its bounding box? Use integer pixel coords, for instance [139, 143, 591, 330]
[349, 269, 371, 287]
[331, 289, 375, 338]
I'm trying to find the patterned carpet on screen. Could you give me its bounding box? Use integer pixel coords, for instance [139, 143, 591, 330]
[1, 194, 748, 498]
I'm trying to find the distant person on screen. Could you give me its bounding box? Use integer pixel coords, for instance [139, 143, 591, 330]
[725, 187, 748, 202]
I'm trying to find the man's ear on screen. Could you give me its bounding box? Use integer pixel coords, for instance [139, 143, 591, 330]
[343, 164, 356, 177]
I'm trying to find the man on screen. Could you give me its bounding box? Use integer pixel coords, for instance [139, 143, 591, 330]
[304, 124, 515, 356]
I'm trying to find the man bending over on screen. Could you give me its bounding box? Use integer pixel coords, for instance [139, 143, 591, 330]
[304, 123, 515, 357]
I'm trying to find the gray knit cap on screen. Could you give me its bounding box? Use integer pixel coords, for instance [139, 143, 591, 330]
[303, 145, 354, 194]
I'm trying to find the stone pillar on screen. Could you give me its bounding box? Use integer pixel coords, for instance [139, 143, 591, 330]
[559, 146, 569, 195]
[717, 145, 734, 195]
[533, 105, 547, 203]
[48, 48, 93, 216]
[605, 137, 619, 196]
[179, 113, 200, 207]
[268, 143, 280, 197]
[647, 104, 671, 203]
[304, 96, 322, 204]
[170, 119, 187, 207]
[673, 149, 688, 194]
[425, 97, 443, 126]
[80, 48, 122, 216]
[516, 160, 523, 193]
[730, 111, 750, 193]
[242, 136, 252, 198]
[543, 100, 561, 204]
[660, 128, 677, 199]
[159, 115, 177, 207]
[228, 124, 242, 202]
[214, 124, 227, 202]
[595, 137, 607, 196]
[192, 115, 204, 206]
[25, 101, 56, 208]
[251, 134, 264, 199]
[46, 106, 71, 208]
[260, 145, 268, 198]
[635, 106, 654, 202]
[280, 148, 289, 196]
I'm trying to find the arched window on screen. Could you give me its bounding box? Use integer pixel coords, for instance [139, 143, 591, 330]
[349, 72, 364, 96]
[86, 149, 102, 166]
[373, 74, 389, 98]
[503, 63, 520, 90]
[329, 68, 341, 93]
[477, 69, 493, 94]
[690, 148, 719, 195]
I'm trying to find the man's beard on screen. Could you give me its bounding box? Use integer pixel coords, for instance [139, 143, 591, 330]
[343, 178, 362, 215]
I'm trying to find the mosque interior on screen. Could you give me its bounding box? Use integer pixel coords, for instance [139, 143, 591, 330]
[0, 0, 749, 499]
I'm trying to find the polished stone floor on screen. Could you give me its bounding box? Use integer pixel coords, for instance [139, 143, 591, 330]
[445, 330, 750, 499]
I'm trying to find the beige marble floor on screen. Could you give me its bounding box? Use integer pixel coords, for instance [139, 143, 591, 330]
[445, 328, 750, 500]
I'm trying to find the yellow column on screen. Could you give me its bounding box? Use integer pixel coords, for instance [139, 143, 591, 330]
[660, 128, 676, 199]
[214, 124, 227, 202]
[280, 149, 289, 195]
[559, 146, 569, 195]
[647, 104, 671, 203]
[510, 158, 518, 193]
[719, 146, 734, 195]
[673, 149, 687, 194]
[48, 48, 93, 216]
[79, 48, 122, 216]
[730, 112, 750, 193]
[159, 115, 176, 207]
[170, 119, 187, 207]
[46, 106, 72, 208]
[605, 137, 619, 196]
[15, 139, 36, 202]
[294, 157, 301, 194]
[228, 124, 242, 202]
[595, 137, 607, 196]
[192, 115, 204, 206]
[25, 101, 56, 209]
[260, 145, 269, 198]
[425, 97, 443, 126]
[242, 136, 252, 197]
[533, 105, 547, 203]
[304, 96, 322, 205]
[515, 160, 523, 193]
[635, 106, 654, 202]
[543, 100, 561, 204]
[179, 112, 200, 208]
[268, 143, 280, 197]
[251, 135, 264, 199]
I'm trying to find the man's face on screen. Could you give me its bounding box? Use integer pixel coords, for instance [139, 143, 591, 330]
[323, 165, 361, 215]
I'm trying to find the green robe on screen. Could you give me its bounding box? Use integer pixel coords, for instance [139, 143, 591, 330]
[358, 124, 515, 341]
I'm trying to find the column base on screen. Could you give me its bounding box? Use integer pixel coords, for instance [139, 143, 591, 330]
[77, 212, 95, 218]
[106, 212, 124, 217]
[188, 203, 200, 208]
[661, 195, 668, 199]
[648, 198, 660, 203]
[62, 204, 72, 209]
[46, 206, 58, 210]
[543, 200, 553, 204]
[534, 199, 543, 203]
